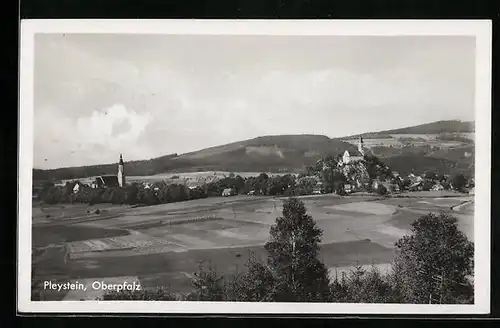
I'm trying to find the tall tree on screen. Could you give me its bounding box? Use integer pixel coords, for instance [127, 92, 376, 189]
[263, 197, 330, 302]
[390, 213, 474, 304]
[451, 173, 467, 192]
[230, 252, 276, 302]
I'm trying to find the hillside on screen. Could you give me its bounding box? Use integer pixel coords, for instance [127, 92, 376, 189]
[342, 120, 474, 139]
[383, 154, 473, 177]
[33, 135, 358, 181]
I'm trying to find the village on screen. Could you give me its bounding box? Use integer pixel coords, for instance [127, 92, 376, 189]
[35, 136, 474, 203]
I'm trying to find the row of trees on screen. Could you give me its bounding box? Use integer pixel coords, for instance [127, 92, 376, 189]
[39, 182, 209, 206]
[102, 198, 474, 304]
[37, 154, 474, 206]
[38, 172, 323, 206]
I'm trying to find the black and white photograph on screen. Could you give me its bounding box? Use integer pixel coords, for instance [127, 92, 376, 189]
[18, 20, 491, 314]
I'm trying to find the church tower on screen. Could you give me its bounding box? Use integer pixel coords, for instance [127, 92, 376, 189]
[358, 136, 365, 157]
[118, 153, 125, 187]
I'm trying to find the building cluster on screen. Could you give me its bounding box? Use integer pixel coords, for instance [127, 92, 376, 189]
[70, 154, 126, 193]
[340, 136, 366, 165]
[53, 139, 474, 199]
[295, 137, 474, 195]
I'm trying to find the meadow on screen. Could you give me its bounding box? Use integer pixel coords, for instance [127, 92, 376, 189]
[31, 192, 474, 300]
[60, 171, 292, 187]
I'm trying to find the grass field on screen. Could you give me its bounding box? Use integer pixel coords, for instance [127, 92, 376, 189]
[31, 192, 474, 300]
[61, 171, 292, 187]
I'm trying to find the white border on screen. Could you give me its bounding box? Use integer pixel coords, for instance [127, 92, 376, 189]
[18, 19, 492, 314]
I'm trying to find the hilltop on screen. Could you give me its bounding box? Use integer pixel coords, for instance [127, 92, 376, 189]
[33, 135, 358, 181]
[33, 119, 476, 182]
[335, 120, 475, 177]
[341, 120, 474, 139]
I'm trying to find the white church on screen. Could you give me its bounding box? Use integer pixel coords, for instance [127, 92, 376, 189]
[340, 136, 367, 165]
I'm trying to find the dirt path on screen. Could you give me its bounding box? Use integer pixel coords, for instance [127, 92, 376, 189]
[451, 200, 474, 212]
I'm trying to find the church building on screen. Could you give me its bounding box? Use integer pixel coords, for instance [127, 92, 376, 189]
[90, 154, 126, 188]
[341, 136, 366, 165]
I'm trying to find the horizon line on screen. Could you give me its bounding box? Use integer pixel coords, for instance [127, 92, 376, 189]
[33, 118, 475, 171]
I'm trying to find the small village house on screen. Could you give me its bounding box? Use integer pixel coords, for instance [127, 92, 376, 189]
[431, 182, 445, 191]
[372, 179, 394, 193]
[312, 185, 323, 194]
[408, 173, 424, 184]
[72, 181, 84, 193]
[92, 175, 120, 188]
[343, 183, 353, 194]
[409, 180, 423, 191]
[222, 188, 236, 197]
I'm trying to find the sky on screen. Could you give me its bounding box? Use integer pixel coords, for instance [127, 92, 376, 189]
[33, 34, 476, 169]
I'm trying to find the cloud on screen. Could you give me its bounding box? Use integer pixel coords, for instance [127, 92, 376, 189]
[33, 34, 475, 169]
[76, 103, 151, 151]
[34, 104, 152, 168]
[111, 117, 133, 137]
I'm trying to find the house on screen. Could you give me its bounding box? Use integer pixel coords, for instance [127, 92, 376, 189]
[72, 181, 83, 193]
[222, 188, 236, 197]
[431, 183, 444, 191]
[372, 179, 391, 191]
[92, 175, 120, 188]
[409, 181, 423, 191]
[312, 186, 323, 194]
[408, 174, 424, 184]
[186, 180, 199, 190]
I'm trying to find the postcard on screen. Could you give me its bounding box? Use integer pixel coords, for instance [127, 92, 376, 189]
[18, 19, 491, 314]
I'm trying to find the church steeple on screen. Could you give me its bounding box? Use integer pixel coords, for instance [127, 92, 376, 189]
[358, 136, 365, 156]
[118, 153, 125, 187]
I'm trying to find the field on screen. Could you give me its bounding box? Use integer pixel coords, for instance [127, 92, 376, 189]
[60, 171, 293, 187]
[32, 192, 474, 301]
[344, 133, 473, 148]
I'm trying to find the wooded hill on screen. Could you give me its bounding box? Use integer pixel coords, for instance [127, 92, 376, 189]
[341, 120, 474, 139]
[33, 120, 475, 181]
[33, 135, 357, 181]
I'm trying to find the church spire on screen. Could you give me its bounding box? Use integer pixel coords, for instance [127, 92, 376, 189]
[358, 136, 365, 156]
[118, 153, 125, 187]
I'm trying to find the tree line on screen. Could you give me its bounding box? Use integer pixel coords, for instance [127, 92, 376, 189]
[36, 154, 473, 206]
[101, 198, 474, 304]
[37, 173, 305, 206]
